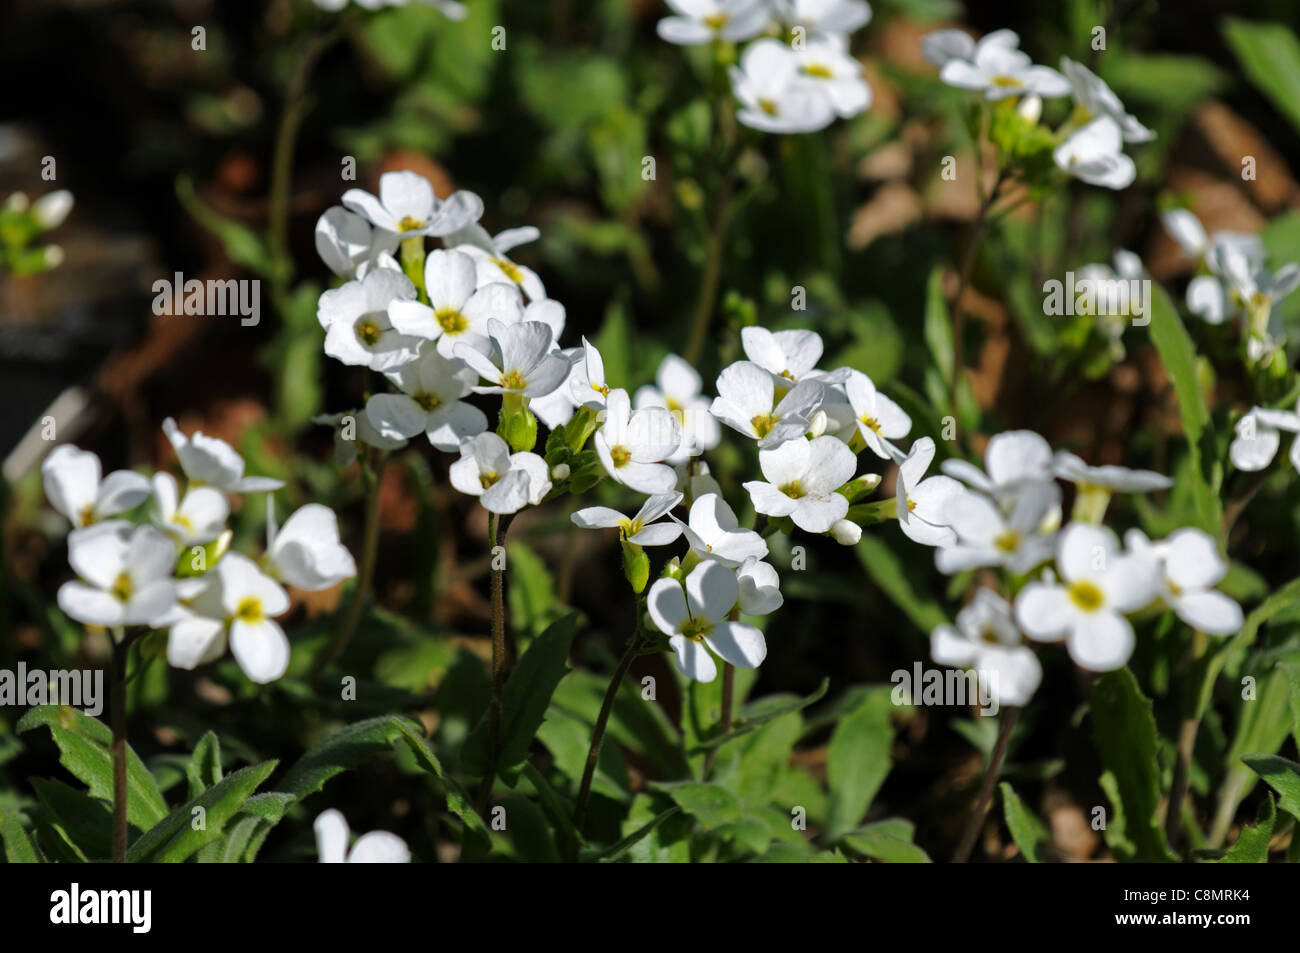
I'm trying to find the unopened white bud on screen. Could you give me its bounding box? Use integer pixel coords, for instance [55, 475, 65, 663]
[32, 190, 73, 229]
[855, 473, 882, 492]
[1017, 94, 1042, 124]
[552, 463, 571, 481]
[807, 409, 828, 438]
[829, 519, 861, 545]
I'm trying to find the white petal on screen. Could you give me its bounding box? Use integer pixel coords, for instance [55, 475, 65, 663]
[230, 618, 291, 684]
[704, 622, 767, 669]
[1015, 583, 1071, 641]
[669, 635, 718, 682]
[1067, 611, 1134, 671]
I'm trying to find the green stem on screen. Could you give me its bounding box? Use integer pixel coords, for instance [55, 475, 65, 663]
[108, 628, 141, 864]
[1166, 629, 1208, 850]
[478, 511, 514, 812]
[953, 705, 1019, 862]
[574, 632, 640, 833]
[312, 451, 384, 678]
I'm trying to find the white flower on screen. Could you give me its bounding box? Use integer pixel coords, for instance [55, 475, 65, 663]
[936, 480, 1056, 574]
[1051, 451, 1172, 492]
[1014, 523, 1160, 671]
[265, 501, 357, 592]
[168, 552, 291, 683]
[740, 327, 845, 385]
[595, 389, 681, 494]
[1218, 243, 1300, 353]
[1060, 58, 1154, 143]
[895, 437, 963, 547]
[318, 268, 424, 371]
[568, 337, 615, 410]
[341, 170, 482, 239]
[449, 433, 551, 514]
[711, 361, 824, 448]
[730, 40, 836, 134]
[1053, 117, 1135, 190]
[647, 561, 767, 682]
[932, 589, 1041, 707]
[456, 319, 570, 398]
[42, 445, 151, 528]
[571, 492, 684, 546]
[315, 206, 400, 278]
[446, 223, 546, 302]
[1162, 210, 1264, 325]
[920, 27, 1016, 69]
[314, 809, 410, 864]
[32, 190, 74, 230]
[365, 349, 488, 452]
[843, 369, 910, 460]
[634, 354, 721, 464]
[656, 0, 769, 46]
[162, 418, 284, 493]
[736, 557, 783, 615]
[151, 473, 228, 545]
[57, 522, 178, 627]
[744, 435, 856, 533]
[790, 36, 872, 119]
[530, 346, 582, 429]
[1125, 529, 1242, 636]
[1229, 402, 1300, 472]
[938, 33, 1069, 100]
[941, 429, 1054, 504]
[675, 492, 768, 567]
[387, 250, 522, 359]
[775, 0, 871, 41]
[313, 410, 408, 468]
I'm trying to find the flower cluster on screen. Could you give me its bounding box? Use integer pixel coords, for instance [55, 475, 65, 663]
[1, 189, 73, 275]
[925, 431, 1243, 706]
[923, 28, 1152, 190]
[43, 424, 356, 684]
[656, 0, 874, 134]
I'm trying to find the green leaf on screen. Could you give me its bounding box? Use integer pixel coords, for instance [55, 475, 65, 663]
[1, 809, 43, 862]
[1000, 781, 1051, 863]
[653, 782, 743, 830]
[462, 612, 579, 781]
[582, 807, 681, 863]
[277, 714, 419, 799]
[16, 706, 167, 830]
[1146, 283, 1220, 534]
[692, 678, 829, 750]
[391, 718, 489, 845]
[826, 687, 897, 840]
[1223, 19, 1300, 136]
[505, 542, 560, 639]
[127, 760, 277, 863]
[31, 778, 112, 860]
[1090, 669, 1177, 861]
[499, 796, 560, 862]
[1240, 754, 1300, 819]
[1198, 576, 1300, 718]
[186, 730, 223, 798]
[855, 536, 948, 634]
[1217, 794, 1274, 863]
[923, 266, 954, 389]
[841, 818, 932, 863]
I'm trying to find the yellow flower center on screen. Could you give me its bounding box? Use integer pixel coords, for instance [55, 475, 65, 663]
[235, 596, 264, 624]
[618, 517, 643, 539]
[435, 307, 469, 335]
[979, 626, 1001, 645]
[397, 215, 426, 232]
[1067, 580, 1105, 612]
[993, 530, 1020, 553]
[79, 503, 98, 526]
[415, 391, 443, 412]
[990, 74, 1024, 88]
[802, 63, 834, 79]
[679, 616, 713, 641]
[758, 98, 779, 116]
[860, 414, 882, 434]
[480, 471, 500, 490]
[610, 445, 632, 468]
[171, 512, 195, 533]
[491, 257, 524, 283]
[500, 369, 528, 391]
[779, 480, 804, 499]
[703, 13, 729, 30]
[751, 412, 778, 438]
[355, 317, 383, 347]
[111, 571, 133, 602]
[592, 382, 611, 397]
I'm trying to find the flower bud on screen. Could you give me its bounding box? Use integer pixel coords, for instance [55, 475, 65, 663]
[807, 409, 828, 438]
[829, 519, 862, 545]
[552, 462, 571, 481]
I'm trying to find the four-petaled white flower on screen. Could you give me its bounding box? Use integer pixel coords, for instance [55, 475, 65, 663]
[314, 808, 410, 864]
[57, 522, 178, 628]
[1060, 58, 1154, 143]
[711, 360, 823, 448]
[569, 337, 613, 409]
[741, 327, 845, 386]
[315, 206, 399, 278]
[1229, 401, 1300, 473]
[730, 40, 837, 134]
[648, 561, 767, 683]
[162, 418, 285, 493]
[265, 501, 358, 592]
[932, 589, 1042, 707]
[595, 389, 681, 494]
[634, 353, 721, 464]
[744, 435, 856, 533]
[938, 32, 1069, 100]
[365, 349, 488, 451]
[572, 492, 684, 546]
[920, 27, 1017, 69]
[457, 320, 570, 398]
[151, 472, 228, 545]
[844, 369, 910, 460]
[447, 223, 546, 302]
[1053, 117, 1135, 190]
[789, 36, 872, 119]
[1014, 523, 1160, 671]
[941, 429, 1055, 504]
[675, 492, 769, 567]
[387, 249, 522, 359]
[774, 0, 871, 41]
[1051, 451, 1173, 493]
[656, 0, 770, 46]
[1125, 529, 1243, 636]
[736, 557, 783, 615]
[42, 444, 151, 528]
[449, 433, 551, 514]
[318, 268, 424, 371]
[342, 170, 482, 239]
[936, 479, 1056, 575]
[894, 437, 963, 547]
